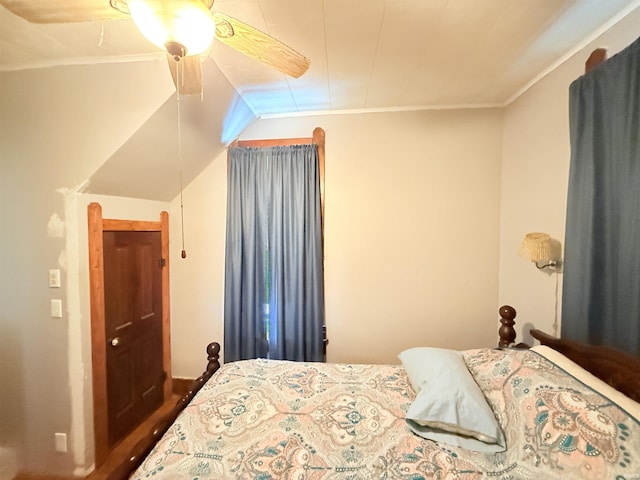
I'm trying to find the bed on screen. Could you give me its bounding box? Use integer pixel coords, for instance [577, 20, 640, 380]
[113, 305, 640, 479]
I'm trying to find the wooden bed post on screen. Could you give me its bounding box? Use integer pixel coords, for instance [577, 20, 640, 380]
[585, 48, 607, 72]
[498, 305, 517, 348]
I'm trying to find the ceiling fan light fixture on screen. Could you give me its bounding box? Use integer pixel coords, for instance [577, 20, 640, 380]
[128, 0, 216, 56]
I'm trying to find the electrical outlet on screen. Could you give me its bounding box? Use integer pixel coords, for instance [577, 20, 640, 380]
[54, 433, 67, 452]
[50, 299, 63, 318]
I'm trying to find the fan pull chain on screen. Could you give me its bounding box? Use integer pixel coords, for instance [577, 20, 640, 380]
[200, 59, 204, 102]
[180, 47, 186, 89]
[98, 22, 105, 46]
[177, 60, 187, 259]
[180, 172, 186, 259]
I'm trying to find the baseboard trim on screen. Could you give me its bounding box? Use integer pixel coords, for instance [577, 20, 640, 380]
[13, 472, 76, 480]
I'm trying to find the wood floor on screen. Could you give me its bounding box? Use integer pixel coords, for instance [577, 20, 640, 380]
[14, 395, 180, 480]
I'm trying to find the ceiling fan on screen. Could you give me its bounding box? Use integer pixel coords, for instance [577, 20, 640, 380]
[0, 0, 311, 95]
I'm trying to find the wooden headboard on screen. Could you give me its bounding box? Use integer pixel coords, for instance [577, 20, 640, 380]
[530, 329, 640, 404]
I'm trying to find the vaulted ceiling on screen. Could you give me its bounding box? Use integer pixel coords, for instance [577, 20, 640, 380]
[2, 0, 639, 200]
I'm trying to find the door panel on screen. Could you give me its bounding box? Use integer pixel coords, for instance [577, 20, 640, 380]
[103, 231, 164, 447]
[110, 347, 135, 427]
[137, 240, 163, 414]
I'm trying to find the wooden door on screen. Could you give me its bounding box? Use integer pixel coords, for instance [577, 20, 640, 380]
[103, 230, 164, 446]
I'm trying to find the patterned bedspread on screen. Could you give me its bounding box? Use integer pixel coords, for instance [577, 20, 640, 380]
[132, 348, 640, 479]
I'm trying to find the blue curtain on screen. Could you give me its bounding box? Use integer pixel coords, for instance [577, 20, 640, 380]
[562, 36, 640, 355]
[224, 144, 325, 362]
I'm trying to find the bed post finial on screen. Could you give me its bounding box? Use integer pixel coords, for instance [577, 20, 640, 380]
[585, 48, 607, 72]
[498, 305, 517, 348]
[207, 342, 221, 372]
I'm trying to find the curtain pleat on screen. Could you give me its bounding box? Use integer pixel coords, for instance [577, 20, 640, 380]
[562, 36, 640, 355]
[224, 144, 324, 362]
[224, 147, 270, 361]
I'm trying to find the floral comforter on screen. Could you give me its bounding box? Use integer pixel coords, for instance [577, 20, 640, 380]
[132, 349, 640, 479]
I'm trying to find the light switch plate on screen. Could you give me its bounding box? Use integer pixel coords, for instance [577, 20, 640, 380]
[54, 433, 67, 452]
[50, 299, 63, 318]
[49, 269, 61, 288]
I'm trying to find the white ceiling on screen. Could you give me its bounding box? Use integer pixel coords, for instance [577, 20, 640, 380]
[2, 0, 640, 118]
[3, 0, 639, 202]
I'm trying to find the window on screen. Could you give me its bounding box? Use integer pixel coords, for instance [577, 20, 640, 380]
[223, 129, 326, 362]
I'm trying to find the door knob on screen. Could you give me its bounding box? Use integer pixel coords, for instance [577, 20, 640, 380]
[110, 337, 121, 347]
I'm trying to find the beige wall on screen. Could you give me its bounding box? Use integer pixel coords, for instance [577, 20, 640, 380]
[499, 6, 640, 345]
[169, 153, 228, 377]
[0, 61, 173, 475]
[170, 108, 504, 372]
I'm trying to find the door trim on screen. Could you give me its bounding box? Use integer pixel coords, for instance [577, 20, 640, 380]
[87, 202, 172, 467]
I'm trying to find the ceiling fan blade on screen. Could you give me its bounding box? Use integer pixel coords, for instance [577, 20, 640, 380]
[167, 54, 203, 96]
[212, 12, 310, 78]
[0, 0, 128, 23]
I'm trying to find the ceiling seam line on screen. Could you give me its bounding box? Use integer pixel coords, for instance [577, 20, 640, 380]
[363, 2, 386, 110]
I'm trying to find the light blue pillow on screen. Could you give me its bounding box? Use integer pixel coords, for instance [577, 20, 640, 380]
[398, 347, 506, 452]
